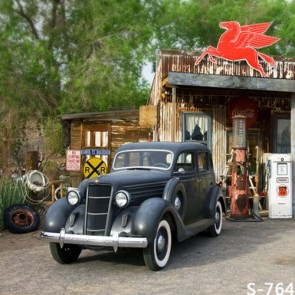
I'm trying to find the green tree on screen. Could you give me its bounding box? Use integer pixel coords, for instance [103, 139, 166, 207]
[0, 0, 158, 116]
[151, 0, 295, 56]
[60, 0, 154, 113]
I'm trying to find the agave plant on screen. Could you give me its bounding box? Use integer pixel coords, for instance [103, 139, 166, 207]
[0, 177, 26, 230]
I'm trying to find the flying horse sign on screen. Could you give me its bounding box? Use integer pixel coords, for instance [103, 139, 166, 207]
[195, 21, 280, 77]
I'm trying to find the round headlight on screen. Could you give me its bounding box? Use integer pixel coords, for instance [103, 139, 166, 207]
[67, 190, 81, 206]
[115, 190, 130, 208]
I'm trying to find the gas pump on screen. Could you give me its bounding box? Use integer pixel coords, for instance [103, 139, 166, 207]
[266, 154, 292, 218]
[230, 115, 249, 218]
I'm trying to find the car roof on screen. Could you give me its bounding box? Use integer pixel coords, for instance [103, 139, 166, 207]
[116, 141, 211, 154]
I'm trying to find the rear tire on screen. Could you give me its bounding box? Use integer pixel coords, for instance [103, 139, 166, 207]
[143, 219, 172, 271]
[207, 201, 223, 237]
[49, 242, 81, 264]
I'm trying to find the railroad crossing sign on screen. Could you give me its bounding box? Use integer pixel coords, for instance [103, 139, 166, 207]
[84, 157, 107, 178]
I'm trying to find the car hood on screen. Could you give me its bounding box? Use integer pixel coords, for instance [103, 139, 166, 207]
[96, 169, 171, 187]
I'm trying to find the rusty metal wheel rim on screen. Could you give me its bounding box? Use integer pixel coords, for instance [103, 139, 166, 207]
[11, 209, 34, 227]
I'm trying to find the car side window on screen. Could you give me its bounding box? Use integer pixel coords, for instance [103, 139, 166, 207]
[197, 152, 210, 172]
[175, 152, 194, 172]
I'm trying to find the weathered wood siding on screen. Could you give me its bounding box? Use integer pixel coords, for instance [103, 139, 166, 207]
[111, 123, 150, 155]
[158, 102, 180, 142]
[212, 105, 227, 181]
[70, 123, 83, 150]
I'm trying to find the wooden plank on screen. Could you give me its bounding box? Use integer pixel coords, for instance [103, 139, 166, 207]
[60, 109, 139, 121]
[70, 124, 82, 150]
[168, 72, 295, 93]
[212, 105, 227, 182]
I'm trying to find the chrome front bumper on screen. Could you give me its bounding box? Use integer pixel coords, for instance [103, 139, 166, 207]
[41, 228, 148, 252]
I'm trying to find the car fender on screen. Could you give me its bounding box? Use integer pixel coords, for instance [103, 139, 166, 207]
[110, 206, 138, 237]
[206, 186, 226, 219]
[132, 198, 173, 242]
[64, 204, 85, 234]
[163, 177, 187, 219]
[44, 197, 77, 232]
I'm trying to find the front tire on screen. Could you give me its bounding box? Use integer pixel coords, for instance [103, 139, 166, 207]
[143, 219, 172, 271]
[207, 200, 223, 237]
[49, 242, 81, 264]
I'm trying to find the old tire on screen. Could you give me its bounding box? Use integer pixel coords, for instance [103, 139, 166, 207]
[3, 204, 40, 233]
[49, 242, 81, 264]
[207, 200, 223, 237]
[143, 219, 172, 271]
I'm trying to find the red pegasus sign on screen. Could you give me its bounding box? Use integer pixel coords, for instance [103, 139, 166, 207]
[195, 21, 280, 77]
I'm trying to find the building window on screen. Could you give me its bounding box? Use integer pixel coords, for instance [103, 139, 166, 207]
[182, 112, 212, 149]
[274, 116, 290, 153]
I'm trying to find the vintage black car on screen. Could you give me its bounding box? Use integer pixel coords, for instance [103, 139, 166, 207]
[41, 142, 226, 270]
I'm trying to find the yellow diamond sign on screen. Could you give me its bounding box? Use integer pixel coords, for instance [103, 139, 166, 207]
[84, 158, 107, 178]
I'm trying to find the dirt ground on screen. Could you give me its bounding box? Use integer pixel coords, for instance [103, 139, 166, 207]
[0, 229, 43, 252]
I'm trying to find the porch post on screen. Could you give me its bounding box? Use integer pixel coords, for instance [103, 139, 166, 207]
[171, 87, 177, 142]
[291, 93, 295, 216]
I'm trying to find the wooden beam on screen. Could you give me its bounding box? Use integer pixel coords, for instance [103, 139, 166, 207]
[60, 109, 139, 121]
[168, 72, 295, 93]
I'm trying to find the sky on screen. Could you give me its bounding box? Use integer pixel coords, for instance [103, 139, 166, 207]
[142, 62, 154, 85]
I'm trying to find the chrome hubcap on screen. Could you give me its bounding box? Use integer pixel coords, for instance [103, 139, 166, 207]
[157, 234, 165, 251]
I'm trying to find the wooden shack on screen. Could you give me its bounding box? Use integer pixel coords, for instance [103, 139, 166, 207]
[60, 109, 153, 183]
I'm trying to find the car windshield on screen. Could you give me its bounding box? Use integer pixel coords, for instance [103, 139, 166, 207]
[113, 149, 174, 170]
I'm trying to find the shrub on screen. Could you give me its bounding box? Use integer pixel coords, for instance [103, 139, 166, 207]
[0, 177, 26, 230]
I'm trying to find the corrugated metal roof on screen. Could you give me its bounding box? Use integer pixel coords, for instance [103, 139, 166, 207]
[159, 49, 295, 80]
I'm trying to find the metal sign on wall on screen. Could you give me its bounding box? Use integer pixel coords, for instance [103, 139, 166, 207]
[195, 21, 280, 77]
[81, 149, 110, 156]
[228, 97, 258, 128]
[66, 150, 81, 171]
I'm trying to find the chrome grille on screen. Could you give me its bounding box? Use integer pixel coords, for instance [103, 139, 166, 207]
[85, 184, 112, 236]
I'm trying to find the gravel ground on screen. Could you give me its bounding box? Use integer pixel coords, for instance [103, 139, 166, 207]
[0, 218, 295, 295]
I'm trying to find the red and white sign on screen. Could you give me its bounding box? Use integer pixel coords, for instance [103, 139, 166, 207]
[228, 97, 257, 128]
[66, 150, 81, 171]
[195, 21, 280, 77]
[277, 185, 288, 198]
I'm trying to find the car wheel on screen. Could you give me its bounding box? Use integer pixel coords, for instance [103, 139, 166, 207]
[49, 242, 82, 264]
[3, 204, 40, 234]
[207, 200, 223, 237]
[143, 219, 172, 271]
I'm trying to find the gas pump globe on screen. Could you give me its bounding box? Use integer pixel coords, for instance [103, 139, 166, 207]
[230, 115, 249, 218]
